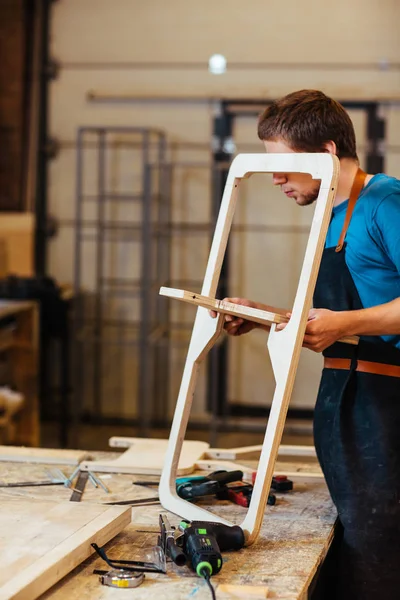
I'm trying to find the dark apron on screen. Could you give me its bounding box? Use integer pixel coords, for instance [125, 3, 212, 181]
[313, 169, 400, 600]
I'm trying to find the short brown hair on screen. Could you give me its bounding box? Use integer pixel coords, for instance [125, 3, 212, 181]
[257, 89, 358, 161]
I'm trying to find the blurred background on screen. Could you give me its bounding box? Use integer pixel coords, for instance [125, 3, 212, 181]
[0, 0, 399, 451]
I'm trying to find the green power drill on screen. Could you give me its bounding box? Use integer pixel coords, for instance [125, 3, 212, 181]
[179, 520, 245, 578]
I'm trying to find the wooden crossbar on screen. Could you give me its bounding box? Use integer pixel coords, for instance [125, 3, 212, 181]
[160, 287, 359, 345]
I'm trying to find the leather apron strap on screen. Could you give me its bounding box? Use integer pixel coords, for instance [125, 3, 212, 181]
[335, 167, 368, 252]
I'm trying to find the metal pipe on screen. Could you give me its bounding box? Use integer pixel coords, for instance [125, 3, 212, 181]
[61, 60, 400, 72]
[34, 0, 51, 275]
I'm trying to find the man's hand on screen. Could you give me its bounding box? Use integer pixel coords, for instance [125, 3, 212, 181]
[276, 308, 348, 352]
[303, 308, 349, 352]
[209, 297, 260, 336]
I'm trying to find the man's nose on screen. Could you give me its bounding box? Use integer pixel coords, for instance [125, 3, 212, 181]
[272, 172, 288, 186]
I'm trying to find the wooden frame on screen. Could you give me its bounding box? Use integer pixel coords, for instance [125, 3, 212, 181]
[158, 153, 340, 546]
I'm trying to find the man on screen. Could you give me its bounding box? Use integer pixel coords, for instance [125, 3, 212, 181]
[212, 90, 400, 600]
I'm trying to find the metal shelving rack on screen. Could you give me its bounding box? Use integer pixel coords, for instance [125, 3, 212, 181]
[73, 126, 171, 435]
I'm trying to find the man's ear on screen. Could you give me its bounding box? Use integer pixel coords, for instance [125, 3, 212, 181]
[322, 141, 337, 155]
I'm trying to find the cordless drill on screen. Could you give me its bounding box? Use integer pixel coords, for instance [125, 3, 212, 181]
[179, 520, 245, 578]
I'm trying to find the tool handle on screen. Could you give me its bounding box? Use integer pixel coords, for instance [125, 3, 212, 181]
[208, 470, 244, 485]
[177, 480, 219, 499]
[190, 521, 245, 551]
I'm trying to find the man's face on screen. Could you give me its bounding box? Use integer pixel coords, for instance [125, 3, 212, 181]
[263, 139, 321, 207]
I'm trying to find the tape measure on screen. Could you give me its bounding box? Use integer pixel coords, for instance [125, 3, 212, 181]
[99, 569, 145, 588]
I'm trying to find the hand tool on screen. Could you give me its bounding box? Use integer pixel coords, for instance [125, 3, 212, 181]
[181, 520, 245, 553]
[104, 497, 160, 506]
[270, 475, 293, 492]
[107, 470, 244, 507]
[134, 470, 244, 500]
[97, 569, 145, 589]
[176, 520, 245, 600]
[91, 542, 164, 574]
[178, 520, 245, 575]
[182, 522, 223, 578]
[158, 513, 187, 568]
[69, 470, 89, 502]
[67, 466, 111, 493]
[176, 470, 244, 500]
[217, 482, 276, 508]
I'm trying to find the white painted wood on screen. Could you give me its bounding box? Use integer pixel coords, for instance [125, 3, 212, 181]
[158, 153, 339, 544]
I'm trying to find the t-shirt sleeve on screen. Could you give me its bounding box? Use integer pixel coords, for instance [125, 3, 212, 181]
[371, 192, 400, 274]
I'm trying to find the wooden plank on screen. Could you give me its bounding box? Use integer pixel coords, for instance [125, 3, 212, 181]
[0, 497, 131, 600]
[218, 584, 269, 598]
[160, 287, 359, 345]
[160, 286, 287, 325]
[0, 446, 89, 465]
[81, 438, 210, 476]
[107, 437, 320, 474]
[206, 443, 318, 460]
[158, 153, 339, 545]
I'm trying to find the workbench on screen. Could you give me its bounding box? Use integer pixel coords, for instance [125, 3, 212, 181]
[0, 300, 39, 445]
[0, 449, 336, 600]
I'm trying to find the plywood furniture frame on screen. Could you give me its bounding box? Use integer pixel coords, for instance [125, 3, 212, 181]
[159, 153, 340, 546]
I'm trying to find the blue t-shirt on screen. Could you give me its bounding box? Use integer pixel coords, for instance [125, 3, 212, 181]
[325, 173, 400, 348]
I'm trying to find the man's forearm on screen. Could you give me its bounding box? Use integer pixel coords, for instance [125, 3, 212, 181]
[337, 297, 400, 337]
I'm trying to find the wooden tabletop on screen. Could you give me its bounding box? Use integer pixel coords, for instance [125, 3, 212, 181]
[0, 450, 336, 600]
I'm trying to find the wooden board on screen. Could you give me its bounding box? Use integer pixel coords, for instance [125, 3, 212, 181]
[218, 584, 269, 598]
[110, 435, 318, 459]
[206, 443, 318, 460]
[0, 497, 131, 600]
[0, 446, 90, 465]
[81, 438, 210, 476]
[104, 437, 321, 478]
[160, 286, 287, 326]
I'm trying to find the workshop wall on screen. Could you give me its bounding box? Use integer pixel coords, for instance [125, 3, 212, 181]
[48, 0, 400, 420]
